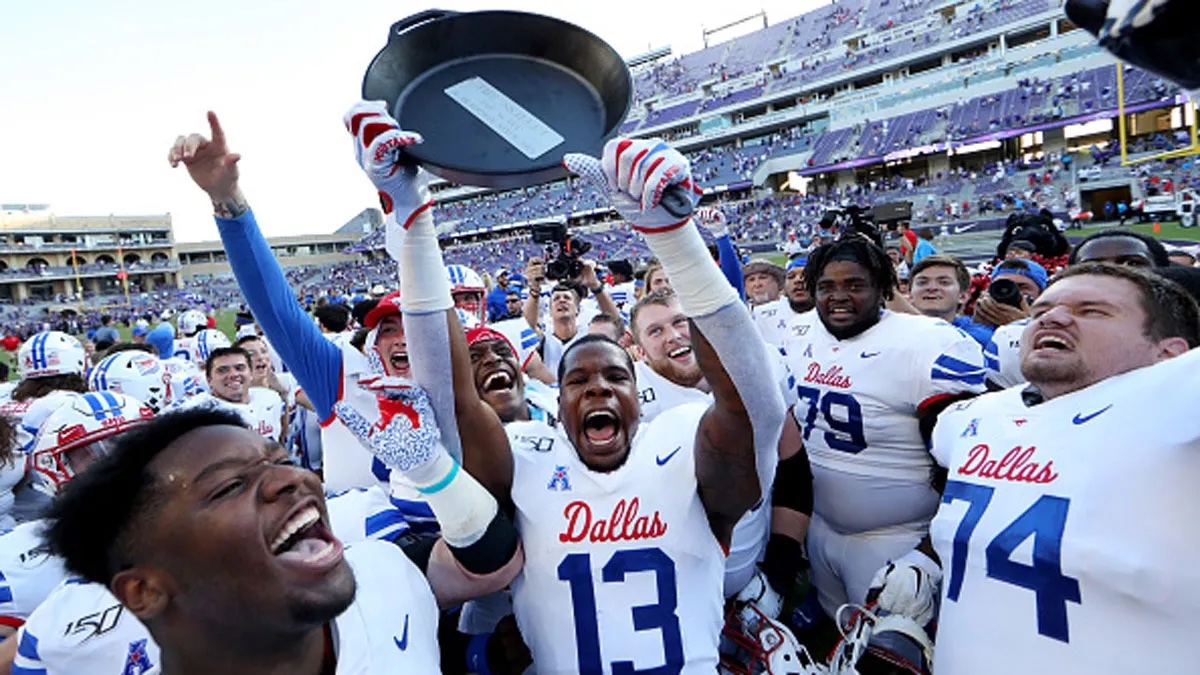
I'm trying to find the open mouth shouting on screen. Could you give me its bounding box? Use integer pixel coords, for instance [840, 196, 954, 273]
[268, 501, 343, 575]
[581, 409, 622, 450]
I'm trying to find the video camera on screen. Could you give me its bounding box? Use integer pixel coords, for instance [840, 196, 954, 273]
[818, 205, 885, 249]
[531, 221, 592, 281]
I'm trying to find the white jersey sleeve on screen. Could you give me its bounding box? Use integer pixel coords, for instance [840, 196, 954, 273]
[929, 348, 1200, 674]
[634, 361, 711, 425]
[0, 521, 68, 628]
[913, 318, 987, 409]
[983, 319, 1029, 389]
[751, 298, 794, 352]
[13, 580, 159, 675]
[172, 336, 195, 363]
[488, 318, 542, 371]
[326, 486, 412, 546]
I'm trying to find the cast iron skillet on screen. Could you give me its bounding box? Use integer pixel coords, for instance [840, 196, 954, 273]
[362, 9, 693, 217]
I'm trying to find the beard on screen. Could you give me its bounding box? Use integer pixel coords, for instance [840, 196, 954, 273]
[649, 354, 703, 388]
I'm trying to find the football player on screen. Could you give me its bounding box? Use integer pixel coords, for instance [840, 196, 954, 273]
[918, 263, 1200, 672]
[28, 401, 521, 673]
[780, 236, 986, 620]
[753, 256, 812, 352]
[171, 309, 207, 363]
[174, 346, 287, 443]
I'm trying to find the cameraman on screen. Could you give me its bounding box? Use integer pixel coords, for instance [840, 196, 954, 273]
[972, 259, 1048, 329]
[522, 258, 619, 377]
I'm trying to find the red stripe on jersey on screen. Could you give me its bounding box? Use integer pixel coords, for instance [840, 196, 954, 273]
[0, 615, 24, 629]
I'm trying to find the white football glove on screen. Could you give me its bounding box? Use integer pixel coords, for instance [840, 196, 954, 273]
[343, 101, 435, 259]
[695, 206, 729, 238]
[563, 138, 702, 233]
[333, 382, 445, 480]
[867, 550, 942, 627]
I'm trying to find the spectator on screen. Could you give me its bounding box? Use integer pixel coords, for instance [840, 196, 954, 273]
[913, 227, 938, 264]
[486, 268, 511, 322]
[93, 315, 120, 345]
[910, 255, 994, 345]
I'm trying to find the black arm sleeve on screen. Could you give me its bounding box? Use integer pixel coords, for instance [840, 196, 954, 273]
[771, 448, 813, 516]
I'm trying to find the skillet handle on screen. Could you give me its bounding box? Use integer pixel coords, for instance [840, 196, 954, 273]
[389, 9, 458, 40]
[660, 184, 696, 219]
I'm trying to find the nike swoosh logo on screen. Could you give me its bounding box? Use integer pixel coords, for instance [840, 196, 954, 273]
[1072, 405, 1112, 425]
[861, 351, 880, 358]
[656, 446, 681, 466]
[953, 224, 977, 234]
[393, 614, 409, 651]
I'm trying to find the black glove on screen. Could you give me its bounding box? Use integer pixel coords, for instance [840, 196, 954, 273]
[1065, 0, 1200, 91]
[761, 533, 808, 599]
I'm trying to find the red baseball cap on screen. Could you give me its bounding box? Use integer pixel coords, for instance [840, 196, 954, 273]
[363, 290, 401, 329]
[464, 325, 516, 356]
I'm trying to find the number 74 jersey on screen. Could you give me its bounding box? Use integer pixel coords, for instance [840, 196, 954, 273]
[929, 348, 1200, 674]
[507, 403, 725, 674]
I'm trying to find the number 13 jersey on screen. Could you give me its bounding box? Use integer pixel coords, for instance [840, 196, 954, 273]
[930, 349, 1200, 674]
[507, 403, 724, 674]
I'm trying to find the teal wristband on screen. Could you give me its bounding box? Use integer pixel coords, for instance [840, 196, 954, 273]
[414, 459, 459, 495]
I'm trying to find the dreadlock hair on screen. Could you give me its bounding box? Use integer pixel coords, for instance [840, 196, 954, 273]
[1067, 229, 1172, 267]
[804, 237, 898, 302]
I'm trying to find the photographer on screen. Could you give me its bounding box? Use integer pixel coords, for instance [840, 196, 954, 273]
[521, 256, 619, 377]
[972, 259, 1048, 329]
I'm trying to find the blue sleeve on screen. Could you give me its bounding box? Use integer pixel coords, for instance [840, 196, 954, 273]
[715, 234, 745, 300]
[214, 210, 344, 419]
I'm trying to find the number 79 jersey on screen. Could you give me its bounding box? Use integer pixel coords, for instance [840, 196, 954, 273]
[780, 310, 986, 482]
[929, 349, 1200, 674]
[507, 403, 725, 674]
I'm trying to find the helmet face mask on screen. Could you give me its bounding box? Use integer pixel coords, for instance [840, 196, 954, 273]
[30, 392, 154, 494]
[18, 331, 87, 380]
[446, 264, 487, 323]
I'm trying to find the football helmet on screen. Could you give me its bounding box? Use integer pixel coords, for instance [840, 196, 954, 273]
[161, 358, 207, 404]
[447, 264, 487, 322]
[190, 329, 232, 365]
[721, 572, 828, 675]
[18, 331, 87, 380]
[827, 604, 934, 675]
[88, 351, 170, 413]
[177, 309, 208, 337]
[29, 391, 154, 492]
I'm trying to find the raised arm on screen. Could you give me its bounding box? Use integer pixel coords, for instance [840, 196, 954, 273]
[696, 207, 746, 301]
[565, 140, 786, 545]
[168, 113, 342, 417]
[344, 102, 513, 500]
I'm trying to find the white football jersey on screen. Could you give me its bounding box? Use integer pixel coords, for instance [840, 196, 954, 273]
[930, 349, 1200, 674]
[782, 310, 985, 482]
[12, 541, 439, 675]
[173, 388, 285, 442]
[751, 298, 802, 352]
[984, 318, 1030, 389]
[171, 336, 195, 363]
[0, 521, 67, 628]
[507, 404, 725, 674]
[781, 310, 985, 533]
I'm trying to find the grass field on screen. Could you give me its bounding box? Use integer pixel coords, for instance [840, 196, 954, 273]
[755, 219, 1200, 267]
[2, 309, 243, 381]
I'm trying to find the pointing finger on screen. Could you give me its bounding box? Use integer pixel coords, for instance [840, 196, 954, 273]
[207, 111, 226, 148]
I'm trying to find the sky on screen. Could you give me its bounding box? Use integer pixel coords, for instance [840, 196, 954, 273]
[0, 0, 829, 242]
